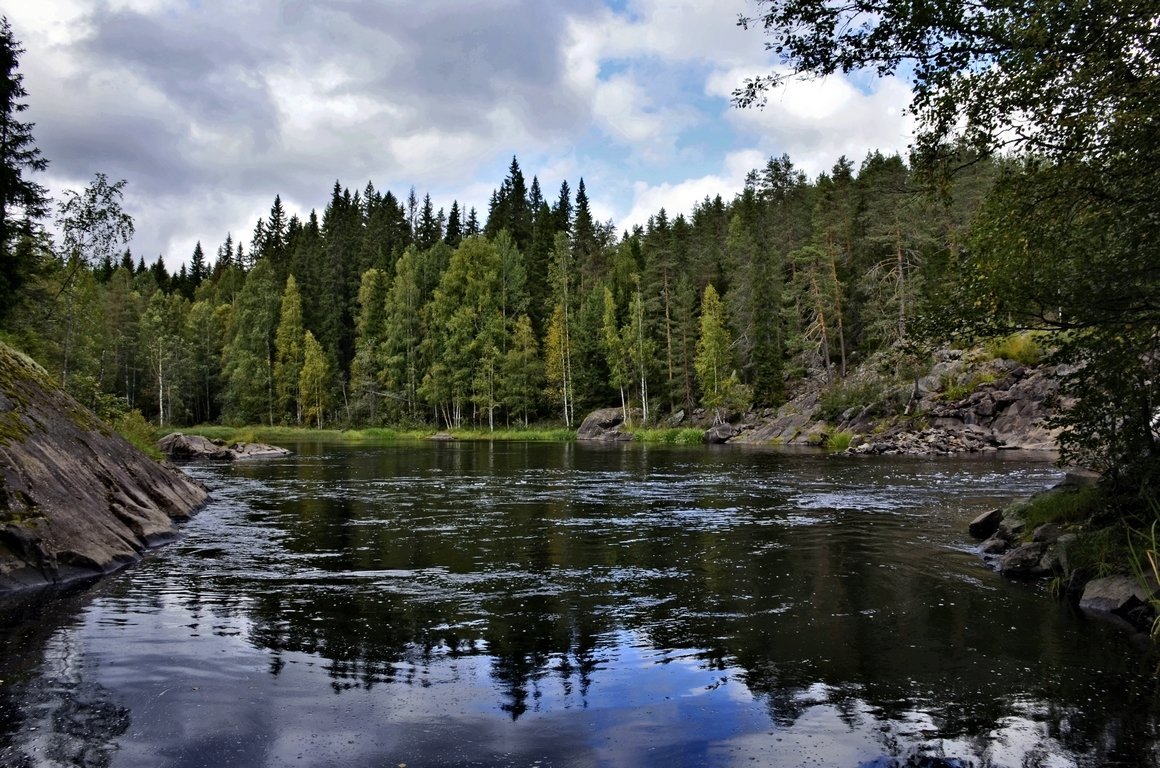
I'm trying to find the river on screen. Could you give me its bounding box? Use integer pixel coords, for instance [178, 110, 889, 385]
[1, 441, 1158, 767]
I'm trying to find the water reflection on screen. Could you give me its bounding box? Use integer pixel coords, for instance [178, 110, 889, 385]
[2, 442, 1159, 767]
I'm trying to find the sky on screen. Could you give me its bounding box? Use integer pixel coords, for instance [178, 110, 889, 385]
[6, 0, 915, 268]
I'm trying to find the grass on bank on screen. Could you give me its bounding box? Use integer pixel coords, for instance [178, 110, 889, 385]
[825, 430, 856, 453]
[170, 424, 576, 444]
[628, 427, 705, 444]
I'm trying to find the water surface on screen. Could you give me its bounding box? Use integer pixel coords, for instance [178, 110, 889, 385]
[2, 441, 1158, 767]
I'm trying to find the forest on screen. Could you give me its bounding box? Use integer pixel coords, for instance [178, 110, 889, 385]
[1, 0, 1157, 493]
[1, 149, 991, 434]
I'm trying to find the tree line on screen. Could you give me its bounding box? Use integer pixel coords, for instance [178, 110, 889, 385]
[1, 139, 996, 434]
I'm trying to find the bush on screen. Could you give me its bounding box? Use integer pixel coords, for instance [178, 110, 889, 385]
[986, 333, 1044, 366]
[940, 371, 999, 402]
[1019, 485, 1102, 529]
[816, 379, 893, 423]
[631, 427, 705, 444]
[825, 430, 855, 453]
[113, 410, 162, 459]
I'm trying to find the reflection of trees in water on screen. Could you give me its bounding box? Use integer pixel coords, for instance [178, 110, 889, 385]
[0, 625, 129, 768]
[216, 443, 1160, 760]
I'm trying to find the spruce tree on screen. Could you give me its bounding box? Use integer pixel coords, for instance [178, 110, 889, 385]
[0, 17, 48, 325]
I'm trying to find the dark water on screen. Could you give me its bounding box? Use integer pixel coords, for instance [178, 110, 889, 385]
[2, 441, 1159, 767]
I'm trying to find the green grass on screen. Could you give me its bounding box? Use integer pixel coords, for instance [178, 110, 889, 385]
[985, 332, 1045, 366]
[176, 424, 575, 444]
[112, 409, 164, 459]
[825, 430, 855, 453]
[442, 427, 576, 442]
[629, 427, 705, 444]
[941, 370, 999, 402]
[1018, 485, 1103, 529]
[1066, 527, 1133, 581]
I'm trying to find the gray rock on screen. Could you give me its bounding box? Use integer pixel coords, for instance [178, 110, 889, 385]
[158, 432, 291, 460]
[703, 423, 738, 444]
[968, 508, 1003, 539]
[998, 542, 1049, 577]
[1031, 523, 1064, 543]
[576, 407, 638, 442]
[1056, 533, 1079, 575]
[667, 410, 685, 427]
[980, 536, 1009, 555]
[1079, 575, 1155, 614]
[0, 343, 208, 594]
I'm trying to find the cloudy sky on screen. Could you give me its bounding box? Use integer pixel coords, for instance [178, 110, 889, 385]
[7, 0, 915, 267]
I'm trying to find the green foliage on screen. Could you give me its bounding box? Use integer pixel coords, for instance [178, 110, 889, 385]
[985, 333, 1043, 366]
[1065, 528, 1132, 582]
[940, 370, 998, 402]
[1018, 485, 1102, 530]
[816, 378, 893, 423]
[0, 19, 49, 328]
[1128, 508, 1160, 640]
[111, 409, 161, 459]
[631, 427, 705, 445]
[299, 331, 330, 429]
[825, 430, 855, 453]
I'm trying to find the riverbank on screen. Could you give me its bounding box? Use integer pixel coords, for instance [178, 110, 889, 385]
[970, 476, 1160, 638]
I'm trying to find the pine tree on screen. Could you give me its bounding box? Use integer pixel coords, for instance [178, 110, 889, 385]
[222, 259, 281, 425]
[0, 17, 49, 325]
[445, 200, 462, 247]
[190, 241, 207, 288]
[695, 284, 747, 423]
[502, 314, 542, 426]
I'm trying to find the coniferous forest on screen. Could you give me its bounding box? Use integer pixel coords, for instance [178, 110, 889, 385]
[2, 149, 990, 433]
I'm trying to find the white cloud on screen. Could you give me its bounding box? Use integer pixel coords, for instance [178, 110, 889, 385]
[619, 149, 765, 229]
[3, 0, 917, 266]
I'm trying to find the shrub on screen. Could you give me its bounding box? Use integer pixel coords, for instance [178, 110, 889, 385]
[113, 409, 162, 459]
[816, 379, 892, 423]
[825, 430, 855, 453]
[1019, 485, 1102, 529]
[986, 332, 1044, 366]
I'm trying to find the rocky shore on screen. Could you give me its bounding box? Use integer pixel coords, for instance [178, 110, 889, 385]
[967, 478, 1158, 633]
[0, 343, 208, 594]
[579, 351, 1062, 456]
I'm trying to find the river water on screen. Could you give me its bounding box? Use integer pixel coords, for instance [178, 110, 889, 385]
[1, 441, 1158, 767]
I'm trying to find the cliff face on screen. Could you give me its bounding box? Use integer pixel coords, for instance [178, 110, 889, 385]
[0, 343, 208, 593]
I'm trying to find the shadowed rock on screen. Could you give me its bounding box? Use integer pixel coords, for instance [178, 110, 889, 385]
[0, 343, 208, 593]
[158, 432, 291, 460]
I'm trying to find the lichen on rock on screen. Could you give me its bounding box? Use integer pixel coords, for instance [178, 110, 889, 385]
[0, 342, 208, 593]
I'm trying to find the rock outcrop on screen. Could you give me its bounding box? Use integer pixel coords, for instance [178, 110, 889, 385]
[728, 352, 1061, 454]
[158, 432, 291, 460]
[0, 343, 208, 593]
[576, 407, 639, 442]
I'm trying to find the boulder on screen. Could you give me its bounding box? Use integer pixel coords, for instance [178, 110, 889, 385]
[998, 542, 1049, 577]
[158, 433, 233, 460]
[576, 408, 638, 442]
[968, 508, 1003, 539]
[158, 432, 291, 460]
[0, 343, 208, 593]
[1031, 523, 1064, 543]
[703, 423, 738, 444]
[1079, 575, 1155, 615]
